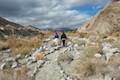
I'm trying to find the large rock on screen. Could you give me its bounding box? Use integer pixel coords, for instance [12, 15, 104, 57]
[102, 43, 120, 61]
[1, 57, 19, 69]
[35, 61, 63, 80]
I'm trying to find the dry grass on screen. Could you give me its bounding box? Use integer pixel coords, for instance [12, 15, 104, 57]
[78, 32, 90, 38]
[0, 66, 30, 80]
[108, 54, 120, 68]
[111, 32, 120, 37]
[73, 43, 120, 78]
[102, 36, 120, 48]
[0, 40, 9, 51]
[5, 35, 43, 56]
[80, 46, 101, 60]
[72, 45, 108, 78]
[74, 58, 107, 78]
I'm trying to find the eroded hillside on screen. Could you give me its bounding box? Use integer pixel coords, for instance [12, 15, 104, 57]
[78, 1, 120, 34]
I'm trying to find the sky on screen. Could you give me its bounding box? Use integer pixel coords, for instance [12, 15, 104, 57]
[0, 0, 111, 29]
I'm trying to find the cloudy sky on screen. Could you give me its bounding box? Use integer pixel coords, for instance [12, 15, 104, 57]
[0, 0, 111, 29]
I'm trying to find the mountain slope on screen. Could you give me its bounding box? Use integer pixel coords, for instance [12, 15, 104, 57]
[0, 17, 42, 38]
[78, 1, 120, 34]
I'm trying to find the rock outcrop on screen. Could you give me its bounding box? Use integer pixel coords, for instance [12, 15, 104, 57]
[78, 1, 120, 34]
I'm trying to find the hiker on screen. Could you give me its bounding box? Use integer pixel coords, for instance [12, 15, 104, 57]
[61, 32, 67, 47]
[53, 32, 59, 46]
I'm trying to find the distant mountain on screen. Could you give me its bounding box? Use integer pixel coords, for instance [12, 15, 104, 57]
[78, 1, 120, 34]
[42, 27, 77, 32]
[0, 17, 43, 38]
[0, 17, 24, 28]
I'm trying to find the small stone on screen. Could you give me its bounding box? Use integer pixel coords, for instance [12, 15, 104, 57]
[54, 46, 61, 50]
[33, 67, 38, 74]
[94, 53, 102, 58]
[0, 63, 6, 70]
[50, 48, 55, 53]
[37, 60, 44, 68]
[60, 70, 64, 74]
[4, 57, 15, 62]
[44, 51, 50, 55]
[67, 77, 72, 80]
[12, 62, 18, 68]
[16, 54, 22, 60]
[18, 59, 26, 65]
[61, 78, 65, 80]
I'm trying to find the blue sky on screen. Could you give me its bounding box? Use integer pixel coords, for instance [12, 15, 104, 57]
[0, 0, 111, 29]
[71, 5, 99, 16]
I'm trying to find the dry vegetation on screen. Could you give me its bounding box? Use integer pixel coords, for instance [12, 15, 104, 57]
[72, 45, 103, 77]
[10, 36, 43, 56]
[0, 34, 44, 56]
[71, 32, 120, 79]
[0, 66, 30, 80]
[80, 45, 101, 60]
[67, 31, 90, 38]
[73, 46, 108, 78]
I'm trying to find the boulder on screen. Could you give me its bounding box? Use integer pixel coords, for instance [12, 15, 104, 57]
[102, 43, 120, 61]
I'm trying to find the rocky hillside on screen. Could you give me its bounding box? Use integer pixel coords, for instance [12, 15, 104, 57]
[78, 1, 120, 34]
[0, 17, 42, 38]
[0, 33, 120, 80]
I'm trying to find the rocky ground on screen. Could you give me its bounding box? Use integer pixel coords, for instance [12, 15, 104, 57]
[0, 34, 120, 80]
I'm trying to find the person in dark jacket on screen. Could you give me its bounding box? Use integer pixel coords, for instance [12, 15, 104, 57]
[61, 32, 67, 47]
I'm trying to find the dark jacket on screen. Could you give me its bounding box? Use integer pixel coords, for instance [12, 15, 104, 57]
[61, 33, 67, 40]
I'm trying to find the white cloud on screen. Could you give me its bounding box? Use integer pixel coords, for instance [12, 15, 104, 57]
[0, 0, 110, 29]
[64, 0, 110, 5]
